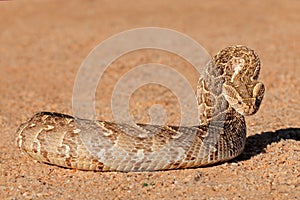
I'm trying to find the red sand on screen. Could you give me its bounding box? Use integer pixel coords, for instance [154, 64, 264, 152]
[1, 1, 299, 199]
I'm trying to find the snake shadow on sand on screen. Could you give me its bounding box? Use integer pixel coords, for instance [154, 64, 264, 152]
[233, 127, 300, 162]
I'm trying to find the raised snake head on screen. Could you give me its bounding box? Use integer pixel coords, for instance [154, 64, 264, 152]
[214, 45, 265, 116]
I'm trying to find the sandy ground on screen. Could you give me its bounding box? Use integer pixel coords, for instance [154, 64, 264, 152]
[0, 0, 299, 199]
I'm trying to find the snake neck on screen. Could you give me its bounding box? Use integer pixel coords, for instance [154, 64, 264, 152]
[196, 61, 243, 127]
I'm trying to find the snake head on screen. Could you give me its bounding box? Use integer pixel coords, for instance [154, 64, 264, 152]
[216, 45, 265, 116]
[223, 81, 265, 115]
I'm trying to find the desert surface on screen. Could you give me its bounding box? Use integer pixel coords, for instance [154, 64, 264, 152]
[0, 0, 299, 199]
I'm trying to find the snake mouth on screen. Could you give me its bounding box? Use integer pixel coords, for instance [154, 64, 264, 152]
[241, 106, 258, 116]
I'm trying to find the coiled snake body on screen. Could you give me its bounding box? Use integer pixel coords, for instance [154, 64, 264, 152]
[17, 46, 265, 172]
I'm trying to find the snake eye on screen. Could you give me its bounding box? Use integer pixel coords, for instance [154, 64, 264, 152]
[253, 82, 265, 97]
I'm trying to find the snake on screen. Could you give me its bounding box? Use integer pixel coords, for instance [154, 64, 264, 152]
[16, 45, 265, 172]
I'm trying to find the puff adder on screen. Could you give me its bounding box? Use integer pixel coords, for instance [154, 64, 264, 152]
[17, 45, 265, 172]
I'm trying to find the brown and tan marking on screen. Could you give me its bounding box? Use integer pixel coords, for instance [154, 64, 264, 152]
[17, 45, 265, 172]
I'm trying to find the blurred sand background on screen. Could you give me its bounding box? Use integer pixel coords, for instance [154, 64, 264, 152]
[0, 0, 299, 199]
